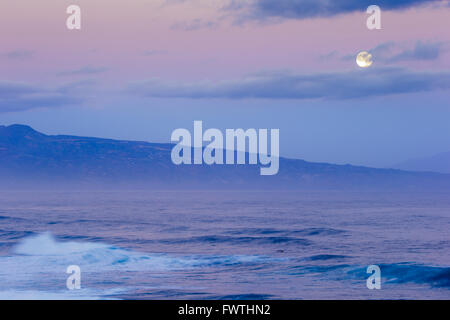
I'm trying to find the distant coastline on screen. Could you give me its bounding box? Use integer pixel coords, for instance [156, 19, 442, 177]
[1, 124, 450, 191]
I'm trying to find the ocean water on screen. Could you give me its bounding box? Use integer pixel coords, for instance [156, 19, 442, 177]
[0, 191, 448, 300]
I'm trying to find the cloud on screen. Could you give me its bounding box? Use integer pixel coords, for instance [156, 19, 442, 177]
[328, 40, 447, 63]
[2, 50, 34, 60]
[228, 0, 443, 21]
[170, 18, 219, 31]
[0, 81, 82, 113]
[128, 68, 450, 100]
[388, 40, 446, 62]
[57, 66, 108, 77]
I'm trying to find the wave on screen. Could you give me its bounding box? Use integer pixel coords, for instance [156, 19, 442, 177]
[159, 235, 312, 246]
[0, 232, 278, 299]
[227, 227, 346, 237]
[349, 263, 450, 288]
[306, 254, 350, 261]
[8, 232, 276, 270]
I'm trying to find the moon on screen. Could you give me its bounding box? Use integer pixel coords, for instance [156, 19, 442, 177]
[356, 51, 373, 68]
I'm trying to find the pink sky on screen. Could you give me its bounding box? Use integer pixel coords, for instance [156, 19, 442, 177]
[1, 0, 449, 84]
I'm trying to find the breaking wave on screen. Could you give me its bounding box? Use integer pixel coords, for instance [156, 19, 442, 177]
[349, 263, 450, 288]
[0, 232, 279, 299]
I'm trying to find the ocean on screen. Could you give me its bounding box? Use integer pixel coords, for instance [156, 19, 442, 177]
[0, 191, 448, 299]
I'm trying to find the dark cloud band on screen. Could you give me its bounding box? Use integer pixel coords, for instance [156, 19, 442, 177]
[129, 68, 450, 100]
[0, 81, 81, 113]
[229, 0, 442, 20]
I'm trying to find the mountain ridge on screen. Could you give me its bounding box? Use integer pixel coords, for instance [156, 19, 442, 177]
[1, 124, 450, 190]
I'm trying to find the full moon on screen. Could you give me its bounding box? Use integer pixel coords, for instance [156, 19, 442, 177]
[356, 51, 373, 68]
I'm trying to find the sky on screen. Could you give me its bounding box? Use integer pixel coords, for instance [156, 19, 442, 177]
[1, 0, 450, 167]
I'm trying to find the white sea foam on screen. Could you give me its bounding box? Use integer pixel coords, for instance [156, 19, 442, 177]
[0, 232, 273, 299]
[14, 232, 108, 256]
